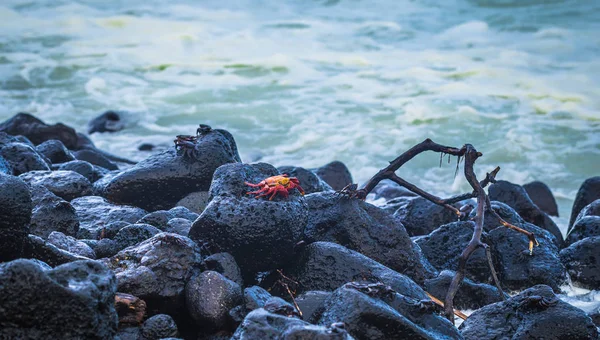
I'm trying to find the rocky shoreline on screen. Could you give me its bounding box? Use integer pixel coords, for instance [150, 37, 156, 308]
[0, 112, 599, 339]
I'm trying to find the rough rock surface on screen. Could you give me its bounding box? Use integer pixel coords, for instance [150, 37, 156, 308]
[523, 180, 559, 217]
[36, 139, 74, 164]
[140, 314, 179, 340]
[283, 242, 427, 300]
[459, 285, 598, 340]
[566, 216, 600, 246]
[185, 270, 242, 330]
[393, 197, 462, 237]
[317, 283, 462, 340]
[189, 163, 307, 276]
[304, 191, 427, 284]
[23, 234, 88, 266]
[569, 177, 600, 230]
[424, 270, 507, 310]
[203, 252, 244, 286]
[0, 172, 32, 261]
[489, 180, 563, 245]
[29, 184, 79, 238]
[71, 196, 147, 239]
[58, 160, 107, 183]
[19, 170, 92, 201]
[311, 161, 353, 191]
[0, 142, 50, 175]
[48, 231, 96, 258]
[560, 236, 600, 290]
[0, 259, 118, 340]
[102, 127, 240, 211]
[104, 233, 203, 315]
[0, 113, 79, 148]
[73, 149, 119, 170]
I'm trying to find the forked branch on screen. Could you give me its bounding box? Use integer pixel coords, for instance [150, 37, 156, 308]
[336, 139, 538, 323]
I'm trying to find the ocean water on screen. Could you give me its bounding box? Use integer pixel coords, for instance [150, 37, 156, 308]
[1, 0, 600, 236]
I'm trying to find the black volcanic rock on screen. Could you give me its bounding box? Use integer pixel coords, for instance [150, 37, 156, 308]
[304, 191, 427, 284]
[0, 113, 79, 148]
[36, 139, 75, 164]
[19, 170, 92, 201]
[0, 172, 32, 261]
[140, 314, 179, 339]
[0, 259, 118, 339]
[23, 234, 88, 266]
[73, 149, 119, 170]
[283, 242, 427, 300]
[277, 165, 333, 194]
[88, 110, 124, 134]
[48, 231, 95, 258]
[566, 216, 600, 246]
[189, 163, 307, 276]
[393, 196, 462, 237]
[311, 161, 353, 191]
[416, 221, 490, 283]
[371, 179, 417, 201]
[560, 236, 600, 290]
[29, 183, 79, 238]
[0, 154, 10, 174]
[203, 252, 243, 287]
[101, 127, 240, 211]
[489, 222, 566, 291]
[71, 196, 147, 239]
[317, 282, 462, 340]
[569, 177, 600, 231]
[0, 142, 50, 175]
[104, 233, 202, 315]
[424, 270, 507, 310]
[489, 180, 563, 246]
[523, 180, 559, 217]
[58, 160, 107, 183]
[185, 270, 242, 330]
[459, 285, 598, 340]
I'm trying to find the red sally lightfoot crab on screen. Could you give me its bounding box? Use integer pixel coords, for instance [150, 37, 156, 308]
[245, 174, 305, 200]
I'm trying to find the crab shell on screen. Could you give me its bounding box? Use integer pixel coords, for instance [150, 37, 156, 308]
[245, 174, 305, 200]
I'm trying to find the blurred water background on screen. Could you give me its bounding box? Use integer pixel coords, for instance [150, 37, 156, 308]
[1, 0, 599, 235]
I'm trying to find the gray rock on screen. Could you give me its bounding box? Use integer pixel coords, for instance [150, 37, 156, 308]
[393, 197, 462, 237]
[0, 142, 50, 175]
[101, 127, 240, 211]
[569, 177, 600, 230]
[48, 231, 96, 258]
[311, 161, 353, 191]
[189, 163, 307, 276]
[560, 236, 600, 290]
[203, 252, 243, 286]
[176, 191, 210, 214]
[88, 110, 124, 134]
[0, 172, 32, 261]
[566, 216, 600, 246]
[165, 218, 192, 236]
[19, 170, 92, 201]
[58, 160, 107, 182]
[278, 165, 333, 194]
[24, 234, 89, 266]
[244, 286, 272, 312]
[0, 259, 118, 340]
[71, 196, 147, 239]
[304, 191, 428, 284]
[0, 113, 79, 148]
[36, 139, 75, 164]
[296, 291, 331, 323]
[459, 285, 598, 340]
[140, 314, 179, 340]
[29, 184, 79, 238]
[185, 270, 242, 329]
[523, 180, 559, 217]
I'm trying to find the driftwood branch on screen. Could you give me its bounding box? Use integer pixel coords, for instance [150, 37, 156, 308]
[337, 139, 538, 323]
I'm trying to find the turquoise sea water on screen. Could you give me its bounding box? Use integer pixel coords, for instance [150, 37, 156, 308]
[1, 0, 599, 234]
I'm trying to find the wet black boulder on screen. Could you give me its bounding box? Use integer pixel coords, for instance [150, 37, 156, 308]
[0, 142, 50, 175]
[88, 110, 125, 134]
[71, 196, 147, 239]
[104, 233, 203, 315]
[569, 177, 600, 231]
[137, 206, 199, 230]
[0, 172, 32, 261]
[140, 314, 179, 340]
[304, 191, 427, 284]
[416, 221, 491, 283]
[566, 216, 600, 246]
[23, 234, 89, 266]
[48, 231, 96, 258]
[203, 252, 243, 286]
[317, 282, 462, 340]
[311, 161, 353, 191]
[95, 223, 162, 258]
[459, 284, 598, 340]
[571, 199, 600, 229]
[20, 170, 92, 201]
[185, 270, 243, 330]
[278, 165, 333, 194]
[36, 139, 75, 164]
[523, 180, 559, 217]
[282, 242, 427, 300]
[73, 148, 119, 170]
[244, 286, 272, 312]
[28, 182, 79, 238]
[0, 113, 79, 148]
[424, 270, 507, 310]
[489, 222, 567, 291]
[371, 179, 417, 201]
[0, 259, 118, 339]
[232, 308, 353, 340]
[489, 180, 563, 246]
[102, 127, 240, 211]
[189, 163, 307, 276]
[560, 236, 600, 290]
[58, 160, 107, 183]
[0, 154, 10, 174]
[393, 196, 462, 237]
